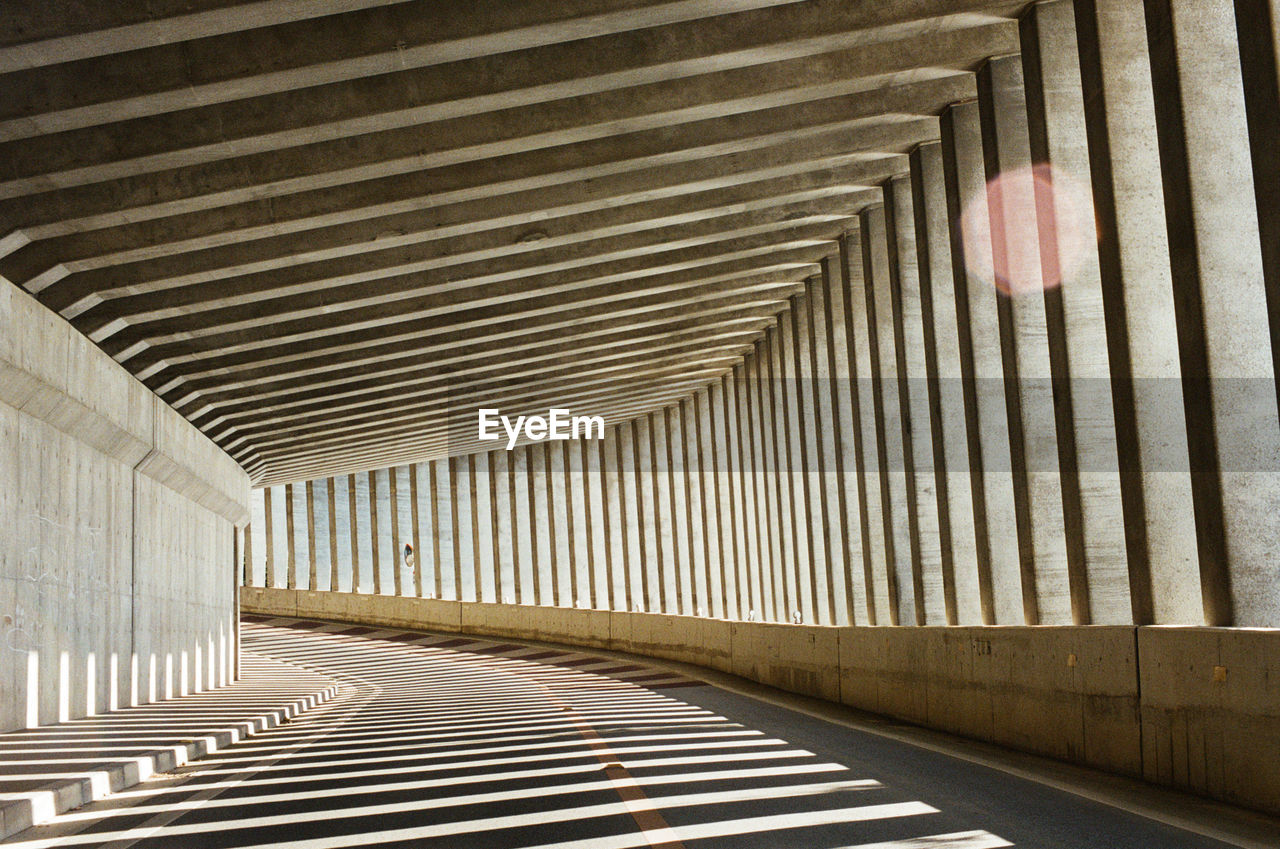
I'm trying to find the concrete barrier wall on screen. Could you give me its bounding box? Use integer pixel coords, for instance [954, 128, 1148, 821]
[1, 278, 249, 732]
[241, 586, 1280, 816]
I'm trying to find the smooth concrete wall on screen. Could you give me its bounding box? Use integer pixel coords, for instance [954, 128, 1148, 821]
[240, 585, 1280, 816]
[0, 277, 249, 732]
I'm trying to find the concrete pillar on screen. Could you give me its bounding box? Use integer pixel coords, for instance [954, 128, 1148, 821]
[680, 397, 710, 616]
[585, 440, 609, 608]
[729, 365, 764, 619]
[634, 415, 659, 612]
[1072, 0, 1199, 625]
[619, 421, 647, 612]
[650, 410, 675, 613]
[546, 443, 571, 606]
[1021, 0, 1133, 624]
[531, 445, 555, 606]
[243, 521, 254, 587]
[666, 405, 693, 614]
[708, 380, 740, 618]
[778, 308, 817, 624]
[304, 481, 317, 591]
[284, 483, 298, 590]
[602, 430, 627, 612]
[566, 437, 590, 608]
[1146, 0, 1280, 625]
[939, 101, 1024, 624]
[834, 236, 885, 624]
[822, 253, 871, 625]
[791, 291, 832, 624]
[263, 485, 275, 589]
[348, 473, 363, 593]
[978, 55, 1074, 624]
[695, 389, 727, 619]
[387, 468, 402, 597]
[433, 459, 456, 600]
[747, 344, 784, 622]
[1234, 0, 1280, 415]
[885, 177, 948, 625]
[910, 142, 985, 626]
[862, 204, 917, 625]
[367, 470, 383, 596]
[513, 447, 535, 605]
[742, 352, 777, 620]
[806, 268, 853, 625]
[488, 451, 512, 604]
[408, 464, 423, 598]
[767, 325, 798, 620]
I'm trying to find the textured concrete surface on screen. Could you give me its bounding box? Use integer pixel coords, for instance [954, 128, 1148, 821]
[1, 276, 249, 733]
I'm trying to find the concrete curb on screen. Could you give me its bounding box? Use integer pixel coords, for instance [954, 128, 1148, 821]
[0, 681, 341, 840]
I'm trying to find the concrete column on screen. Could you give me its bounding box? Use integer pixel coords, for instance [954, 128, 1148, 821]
[841, 232, 890, 624]
[1146, 0, 1280, 625]
[348, 473, 363, 593]
[585, 440, 610, 608]
[531, 445, 554, 606]
[513, 447, 535, 605]
[603, 430, 628, 612]
[321, 478, 336, 592]
[263, 485, 275, 588]
[885, 176, 948, 625]
[862, 204, 916, 625]
[547, 443, 572, 606]
[619, 421, 646, 612]
[791, 291, 832, 624]
[748, 343, 784, 622]
[762, 327, 796, 620]
[910, 142, 985, 625]
[491, 450, 516, 604]
[433, 459, 456, 600]
[807, 269, 853, 626]
[566, 437, 591, 608]
[367, 470, 383, 596]
[1072, 0, 1199, 625]
[243, 521, 254, 587]
[708, 380, 740, 618]
[652, 409, 678, 613]
[304, 481, 317, 591]
[978, 56, 1074, 624]
[666, 405, 693, 614]
[695, 389, 726, 619]
[1234, 0, 1280, 414]
[939, 101, 1024, 624]
[680, 397, 710, 616]
[387, 468, 402, 597]
[1021, 0, 1132, 624]
[632, 415, 657, 612]
[408, 464, 424, 598]
[729, 365, 764, 619]
[743, 352, 777, 620]
[822, 252, 871, 625]
[284, 483, 297, 590]
[779, 308, 817, 624]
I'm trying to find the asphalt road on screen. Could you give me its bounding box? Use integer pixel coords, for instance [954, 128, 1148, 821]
[2, 617, 1264, 849]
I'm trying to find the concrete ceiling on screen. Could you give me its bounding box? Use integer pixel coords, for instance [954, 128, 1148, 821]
[0, 0, 1026, 486]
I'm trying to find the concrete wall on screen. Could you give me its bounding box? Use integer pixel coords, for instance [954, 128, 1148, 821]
[0, 277, 249, 731]
[241, 586, 1280, 817]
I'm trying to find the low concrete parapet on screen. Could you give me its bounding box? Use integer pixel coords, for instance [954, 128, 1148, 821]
[239, 586, 1279, 815]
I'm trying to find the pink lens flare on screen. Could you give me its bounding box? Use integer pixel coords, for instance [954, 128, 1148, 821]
[959, 163, 1096, 297]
